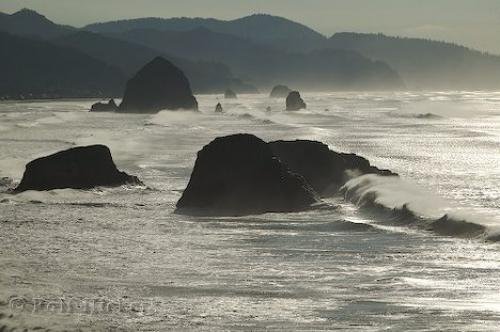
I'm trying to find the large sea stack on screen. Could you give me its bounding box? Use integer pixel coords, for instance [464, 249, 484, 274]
[14, 145, 142, 192]
[176, 134, 318, 216]
[119, 56, 198, 113]
[269, 140, 397, 196]
[286, 91, 306, 110]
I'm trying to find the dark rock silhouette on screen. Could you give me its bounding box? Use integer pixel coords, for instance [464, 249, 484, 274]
[90, 99, 118, 112]
[176, 134, 318, 216]
[286, 91, 306, 111]
[215, 102, 223, 113]
[270, 85, 292, 98]
[269, 140, 397, 196]
[118, 56, 198, 113]
[224, 89, 237, 99]
[14, 145, 142, 192]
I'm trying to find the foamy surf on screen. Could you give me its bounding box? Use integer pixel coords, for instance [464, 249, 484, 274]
[341, 174, 500, 241]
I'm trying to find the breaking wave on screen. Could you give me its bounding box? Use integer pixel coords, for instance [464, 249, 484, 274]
[341, 174, 499, 242]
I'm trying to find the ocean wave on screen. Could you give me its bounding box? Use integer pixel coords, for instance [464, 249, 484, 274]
[388, 112, 443, 119]
[212, 219, 377, 233]
[0, 184, 149, 205]
[340, 174, 498, 241]
[222, 111, 277, 125]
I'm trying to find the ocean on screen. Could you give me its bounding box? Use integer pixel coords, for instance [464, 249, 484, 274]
[0, 91, 499, 330]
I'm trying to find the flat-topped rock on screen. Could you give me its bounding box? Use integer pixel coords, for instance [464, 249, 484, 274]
[14, 145, 142, 192]
[119, 56, 198, 113]
[176, 134, 318, 216]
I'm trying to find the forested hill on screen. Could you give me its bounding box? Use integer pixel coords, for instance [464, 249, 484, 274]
[328, 33, 500, 90]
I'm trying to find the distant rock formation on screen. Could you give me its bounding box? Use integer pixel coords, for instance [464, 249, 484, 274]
[286, 91, 306, 110]
[118, 56, 198, 113]
[269, 140, 397, 196]
[224, 89, 237, 99]
[215, 102, 223, 113]
[90, 99, 118, 112]
[270, 85, 292, 98]
[14, 145, 142, 192]
[176, 134, 318, 216]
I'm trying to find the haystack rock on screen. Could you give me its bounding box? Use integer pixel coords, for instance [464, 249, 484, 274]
[90, 99, 118, 112]
[270, 85, 292, 98]
[224, 89, 237, 99]
[286, 91, 306, 110]
[14, 145, 142, 192]
[176, 134, 318, 216]
[269, 140, 397, 196]
[118, 56, 198, 113]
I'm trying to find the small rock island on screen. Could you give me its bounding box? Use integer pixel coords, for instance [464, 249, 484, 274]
[14, 145, 142, 192]
[286, 91, 306, 110]
[90, 99, 118, 112]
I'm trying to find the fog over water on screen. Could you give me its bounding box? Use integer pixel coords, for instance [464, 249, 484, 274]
[0, 91, 499, 330]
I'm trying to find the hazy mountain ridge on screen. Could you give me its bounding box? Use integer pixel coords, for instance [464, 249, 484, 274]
[109, 27, 403, 90]
[86, 13, 500, 90]
[0, 9, 257, 97]
[85, 13, 327, 53]
[328, 32, 500, 89]
[0, 31, 125, 99]
[0, 8, 74, 39]
[2, 7, 498, 98]
[53, 31, 257, 93]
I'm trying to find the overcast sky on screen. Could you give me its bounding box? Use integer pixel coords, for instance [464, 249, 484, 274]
[1, 0, 500, 54]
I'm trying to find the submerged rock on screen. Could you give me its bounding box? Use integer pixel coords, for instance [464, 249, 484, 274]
[176, 134, 318, 216]
[270, 85, 292, 98]
[14, 145, 142, 192]
[224, 89, 237, 99]
[119, 56, 198, 113]
[286, 91, 306, 111]
[269, 140, 397, 196]
[90, 99, 118, 112]
[215, 102, 223, 113]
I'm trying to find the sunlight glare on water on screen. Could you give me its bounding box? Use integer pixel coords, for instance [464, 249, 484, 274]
[0, 92, 499, 330]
